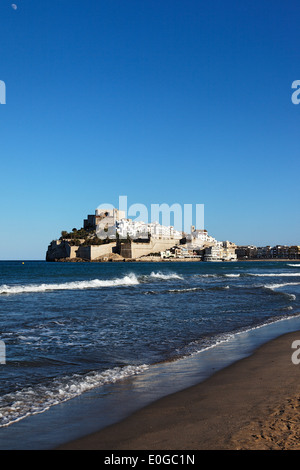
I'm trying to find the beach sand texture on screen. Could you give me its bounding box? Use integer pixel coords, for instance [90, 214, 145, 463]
[58, 331, 300, 450]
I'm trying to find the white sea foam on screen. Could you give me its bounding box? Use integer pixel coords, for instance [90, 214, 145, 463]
[149, 272, 183, 280]
[224, 274, 240, 277]
[0, 364, 149, 428]
[249, 273, 300, 277]
[288, 264, 300, 267]
[0, 274, 139, 295]
[196, 274, 218, 278]
[265, 282, 300, 289]
[168, 287, 202, 293]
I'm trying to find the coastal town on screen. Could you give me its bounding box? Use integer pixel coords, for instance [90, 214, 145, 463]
[46, 208, 300, 262]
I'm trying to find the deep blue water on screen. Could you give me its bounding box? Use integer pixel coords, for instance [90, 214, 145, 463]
[0, 260, 300, 433]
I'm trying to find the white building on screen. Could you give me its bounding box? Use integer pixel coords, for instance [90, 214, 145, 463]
[96, 215, 183, 241]
[186, 228, 222, 251]
[204, 241, 237, 262]
[114, 219, 182, 240]
[147, 221, 182, 240]
[204, 245, 223, 262]
[93, 209, 237, 261]
[115, 219, 149, 239]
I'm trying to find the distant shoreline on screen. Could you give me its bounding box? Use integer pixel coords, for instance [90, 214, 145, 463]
[51, 257, 300, 263]
[237, 259, 300, 262]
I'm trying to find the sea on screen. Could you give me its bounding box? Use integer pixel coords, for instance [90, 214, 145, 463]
[1, 259, 300, 449]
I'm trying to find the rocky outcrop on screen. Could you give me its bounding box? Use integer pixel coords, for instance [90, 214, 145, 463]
[46, 240, 79, 261]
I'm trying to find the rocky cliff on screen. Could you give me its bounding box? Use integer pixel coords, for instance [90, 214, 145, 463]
[46, 240, 77, 261]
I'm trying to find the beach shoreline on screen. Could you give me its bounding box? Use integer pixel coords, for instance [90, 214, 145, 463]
[57, 331, 300, 450]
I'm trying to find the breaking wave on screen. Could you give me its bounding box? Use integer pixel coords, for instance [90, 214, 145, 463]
[0, 274, 139, 295]
[249, 273, 300, 277]
[264, 282, 300, 289]
[263, 282, 298, 301]
[149, 272, 184, 280]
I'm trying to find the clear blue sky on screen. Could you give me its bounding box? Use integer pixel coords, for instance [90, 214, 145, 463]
[0, 0, 299, 259]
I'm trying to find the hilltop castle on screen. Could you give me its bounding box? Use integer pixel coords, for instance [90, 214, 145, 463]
[46, 208, 237, 262]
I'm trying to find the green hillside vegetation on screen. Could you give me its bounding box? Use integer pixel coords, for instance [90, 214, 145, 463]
[60, 228, 112, 245]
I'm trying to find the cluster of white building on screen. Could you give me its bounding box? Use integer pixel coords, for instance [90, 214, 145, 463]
[94, 208, 183, 241]
[160, 228, 237, 261]
[184, 228, 237, 261]
[115, 219, 182, 240]
[87, 208, 237, 261]
[186, 227, 220, 248]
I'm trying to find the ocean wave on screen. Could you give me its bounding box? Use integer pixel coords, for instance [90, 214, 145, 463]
[264, 282, 300, 289]
[196, 273, 245, 279]
[143, 287, 203, 295]
[249, 273, 300, 277]
[194, 273, 240, 279]
[287, 264, 300, 267]
[168, 287, 204, 293]
[0, 364, 149, 428]
[194, 274, 218, 278]
[263, 283, 298, 301]
[149, 272, 184, 280]
[0, 274, 139, 295]
[144, 285, 230, 295]
[196, 272, 300, 279]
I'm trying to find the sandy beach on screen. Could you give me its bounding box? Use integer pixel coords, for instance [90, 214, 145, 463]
[58, 330, 300, 450]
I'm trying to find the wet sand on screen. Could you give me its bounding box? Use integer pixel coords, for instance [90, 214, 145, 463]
[57, 331, 300, 450]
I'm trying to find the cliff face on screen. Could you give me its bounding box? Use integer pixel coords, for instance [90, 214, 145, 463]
[46, 240, 76, 261]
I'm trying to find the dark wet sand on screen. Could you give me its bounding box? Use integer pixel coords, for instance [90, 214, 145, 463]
[57, 331, 300, 450]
